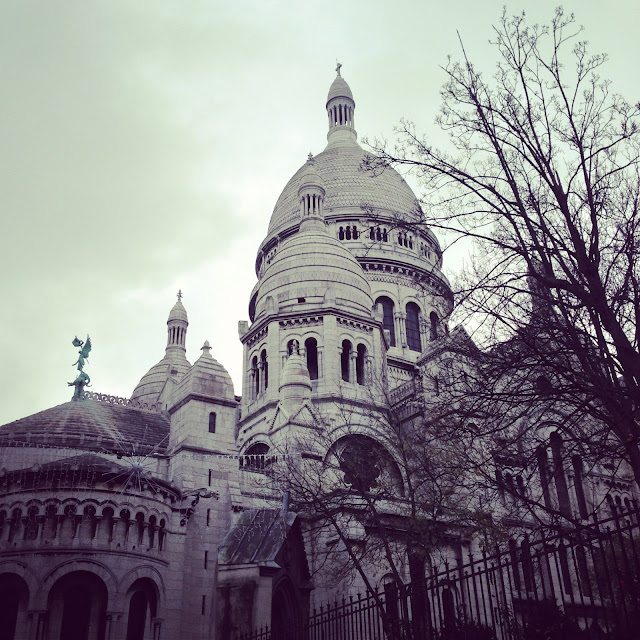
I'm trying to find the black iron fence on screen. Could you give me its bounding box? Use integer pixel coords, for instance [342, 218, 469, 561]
[238, 503, 640, 639]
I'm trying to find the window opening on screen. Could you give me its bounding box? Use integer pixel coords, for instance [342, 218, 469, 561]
[305, 337, 319, 380]
[356, 344, 367, 385]
[208, 412, 216, 434]
[376, 296, 396, 347]
[430, 312, 438, 341]
[341, 340, 352, 382]
[251, 356, 259, 398]
[261, 349, 268, 389]
[406, 303, 422, 351]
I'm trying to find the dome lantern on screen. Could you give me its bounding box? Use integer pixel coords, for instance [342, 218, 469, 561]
[297, 153, 326, 231]
[166, 290, 188, 356]
[326, 63, 357, 148]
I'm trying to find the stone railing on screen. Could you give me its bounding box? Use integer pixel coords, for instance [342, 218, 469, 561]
[82, 391, 164, 413]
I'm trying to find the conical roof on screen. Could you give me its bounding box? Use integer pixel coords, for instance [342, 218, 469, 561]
[172, 341, 235, 405]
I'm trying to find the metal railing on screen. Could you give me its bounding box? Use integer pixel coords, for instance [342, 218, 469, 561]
[238, 503, 640, 639]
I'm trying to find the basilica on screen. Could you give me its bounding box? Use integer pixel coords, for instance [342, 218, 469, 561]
[0, 68, 455, 639]
[1, 68, 636, 640]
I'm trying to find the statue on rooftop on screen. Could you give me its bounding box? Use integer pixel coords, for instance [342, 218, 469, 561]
[69, 335, 92, 400]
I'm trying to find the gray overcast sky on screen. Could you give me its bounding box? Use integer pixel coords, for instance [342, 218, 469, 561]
[1, 0, 638, 425]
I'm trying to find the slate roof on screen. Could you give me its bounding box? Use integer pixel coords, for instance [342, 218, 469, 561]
[0, 399, 170, 454]
[7, 452, 126, 475]
[218, 509, 297, 565]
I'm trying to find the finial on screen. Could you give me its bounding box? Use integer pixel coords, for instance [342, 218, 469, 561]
[177, 289, 183, 302]
[201, 340, 212, 355]
[307, 152, 314, 162]
[336, 61, 342, 76]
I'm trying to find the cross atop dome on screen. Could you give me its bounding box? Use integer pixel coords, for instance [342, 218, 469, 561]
[177, 289, 183, 301]
[326, 64, 356, 147]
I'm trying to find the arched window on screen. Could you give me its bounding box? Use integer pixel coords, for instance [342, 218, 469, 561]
[241, 443, 270, 472]
[369, 227, 375, 240]
[341, 340, 352, 382]
[356, 344, 367, 385]
[208, 412, 216, 434]
[352, 225, 358, 239]
[339, 226, 345, 240]
[406, 303, 422, 352]
[430, 311, 438, 341]
[261, 349, 268, 389]
[382, 228, 388, 242]
[305, 337, 319, 380]
[252, 356, 259, 397]
[376, 296, 396, 347]
[345, 226, 352, 240]
[136, 512, 145, 545]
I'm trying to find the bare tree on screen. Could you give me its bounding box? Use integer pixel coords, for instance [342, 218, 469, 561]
[366, 8, 640, 488]
[270, 382, 501, 639]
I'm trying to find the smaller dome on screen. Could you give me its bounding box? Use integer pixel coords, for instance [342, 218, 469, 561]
[327, 73, 353, 105]
[169, 298, 188, 323]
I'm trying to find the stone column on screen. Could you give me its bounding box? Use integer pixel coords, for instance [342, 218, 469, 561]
[28, 610, 48, 640]
[104, 612, 123, 640]
[396, 312, 407, 349]
[152, 617, 164, 640]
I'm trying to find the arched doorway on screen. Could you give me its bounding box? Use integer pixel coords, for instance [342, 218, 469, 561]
[125, 578, 158, 640]
[271, 578, 301, 640]
[0, 573, 29, 640]
[47, 571, 107, 640]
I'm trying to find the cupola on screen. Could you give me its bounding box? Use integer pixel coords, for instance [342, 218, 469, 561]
[166, 289, 188, 356]
[326, 63, 357, 148]
[297, 154, 326, 229]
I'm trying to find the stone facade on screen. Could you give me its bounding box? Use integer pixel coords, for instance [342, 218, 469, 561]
[4, 67, 626, 640]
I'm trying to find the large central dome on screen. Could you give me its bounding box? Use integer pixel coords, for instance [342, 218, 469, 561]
[267, 144, 422, 236]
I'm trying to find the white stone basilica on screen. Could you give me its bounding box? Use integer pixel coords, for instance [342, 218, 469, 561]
[0, 69, 456, 639]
